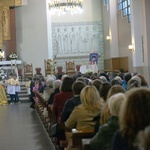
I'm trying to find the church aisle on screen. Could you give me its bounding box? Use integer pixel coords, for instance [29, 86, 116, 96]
[0, 103, 55, 150]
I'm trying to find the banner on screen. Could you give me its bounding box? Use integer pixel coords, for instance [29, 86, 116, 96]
[2, 6, 11, 40]
[0, 6, 2, 49]
[89, 53, 98, 65]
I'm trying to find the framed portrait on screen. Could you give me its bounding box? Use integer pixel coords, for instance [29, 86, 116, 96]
[89, 53, 98, 64]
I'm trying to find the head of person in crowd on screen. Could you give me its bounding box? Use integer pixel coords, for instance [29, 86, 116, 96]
[80, 85, 101, 112]
[61, 74, 68, 81]
[100, 85, 126, 125]
[127, 75, 141, 90]
[76, 77, 86, 84]
[108, 93, 125, 117]
[123, 73, 132, 84]
[118, 72, 124, 80]
[90, 75, 98, 80]
[72, 81, 86, 96]
[136, 126, 150, 150]
[114, 76, 123, 85]
[119, 88, 150, 148]
[61, 76, 74, 92]
[45, 75, 55, 88]
[100, 73, 110, 82]
[91, 79, 102, 91]
[99, 82, 111, 102]
[53, 79, 62, 90]
[107, 85, 126, 99]
[111, 79, 120, 86]
[137, 74, 148, 87]
[99, 76, 107, 83]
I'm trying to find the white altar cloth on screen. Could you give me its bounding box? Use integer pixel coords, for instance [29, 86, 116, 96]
[79, 64, 98, 74]
[88, 64, 98, 73]
[0, 60, 22, 78]
[0, 60, 22, 65]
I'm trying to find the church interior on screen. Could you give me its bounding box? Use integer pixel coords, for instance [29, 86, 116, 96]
[0, 0, 149, 82]
[0, 0, 150, 150]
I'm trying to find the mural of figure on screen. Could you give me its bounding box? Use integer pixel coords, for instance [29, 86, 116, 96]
[56, 28, 63, 54]
[70, 27, 78, 53]
[78, 27, 84, 53]
[84, 26, 92, 52]
[91, 26, 100, 51]
[63, 28, 70, 54]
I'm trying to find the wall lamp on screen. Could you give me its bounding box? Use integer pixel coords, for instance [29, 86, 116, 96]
[106, 35, 111, 41]
[128, 45, 134, 51]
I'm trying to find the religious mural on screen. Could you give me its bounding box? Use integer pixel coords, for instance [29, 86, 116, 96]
[52, 22, 102, 56]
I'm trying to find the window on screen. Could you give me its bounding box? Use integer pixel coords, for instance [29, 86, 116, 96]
[117, 0, 131, 23]
[104, 0, 109, 5]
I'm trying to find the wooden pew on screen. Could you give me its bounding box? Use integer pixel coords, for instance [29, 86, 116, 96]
[82, 138, 91, 150]
[72, 129, 94, 150]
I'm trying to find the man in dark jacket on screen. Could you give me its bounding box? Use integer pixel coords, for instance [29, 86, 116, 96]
[61, 81, 85, 122]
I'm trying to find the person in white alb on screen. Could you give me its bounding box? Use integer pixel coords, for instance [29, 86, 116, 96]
[13, 74, 20, 103]
[6, 73, 16, 104]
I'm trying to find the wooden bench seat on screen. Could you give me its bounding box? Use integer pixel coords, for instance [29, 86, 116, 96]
[72, 129, 94, 149]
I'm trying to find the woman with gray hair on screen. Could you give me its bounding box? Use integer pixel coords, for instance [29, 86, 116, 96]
[47, 79, 62, 105]
[90, 93, 125, 150]
[42, 75, 55, 101]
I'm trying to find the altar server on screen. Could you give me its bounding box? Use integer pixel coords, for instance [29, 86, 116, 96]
[14, 74, 20, 103]
[6, 73, 16, 104]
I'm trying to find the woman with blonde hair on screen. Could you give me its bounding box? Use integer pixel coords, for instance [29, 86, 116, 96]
[65, 85, 101, 130]
[112, 88, 150, 150]
[65, 85, 101, 150]
[90, 93, 125, 150]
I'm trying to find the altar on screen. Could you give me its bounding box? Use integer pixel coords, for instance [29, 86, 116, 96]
[80, 64, 98, 74]
[0, 60, 22, 78]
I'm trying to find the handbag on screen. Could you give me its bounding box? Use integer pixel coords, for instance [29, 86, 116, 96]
[49, 123, 61, 137]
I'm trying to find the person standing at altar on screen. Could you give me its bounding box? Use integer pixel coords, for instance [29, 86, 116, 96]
[0, 83, 8, 105]
[14, 74, 20, 103]
[6, 73, 16, 104]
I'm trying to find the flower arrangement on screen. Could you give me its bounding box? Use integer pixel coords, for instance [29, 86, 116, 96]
[86, 69, 93, 74]
[9, 52, 18, 59]
[85, 69, 93, 76]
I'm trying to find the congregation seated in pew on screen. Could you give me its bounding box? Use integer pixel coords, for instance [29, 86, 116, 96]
[30, 71, 150, 150]
[65, 85, 101, 150]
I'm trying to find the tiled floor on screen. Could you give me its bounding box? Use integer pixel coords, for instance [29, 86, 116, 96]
[0, 103, 55, 150]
